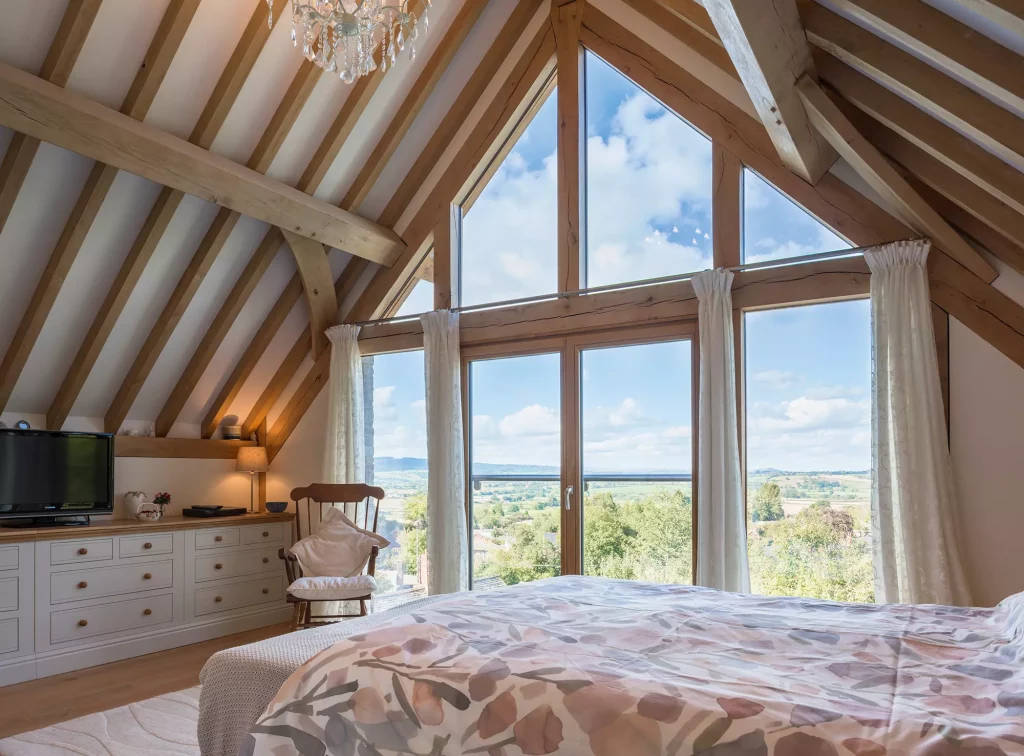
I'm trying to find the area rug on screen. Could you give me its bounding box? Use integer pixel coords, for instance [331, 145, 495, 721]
[0, 686, 200, 755]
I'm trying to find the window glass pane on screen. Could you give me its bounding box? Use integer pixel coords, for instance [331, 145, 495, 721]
[395, 279, 433, 317]
[469, 353, 561, 589]
[743, 168, 850, 264]
[461, 90, 557, 307]
[581, 340, 693, 584]
[363, 350, 428, 610]
[744, 301, 874, 602]
[585, 52, 713, 288]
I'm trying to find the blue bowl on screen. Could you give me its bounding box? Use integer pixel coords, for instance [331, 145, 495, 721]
[265, 501, 288, 513]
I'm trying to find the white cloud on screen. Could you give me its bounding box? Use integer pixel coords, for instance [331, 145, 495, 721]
[498, 404, 559, 437]
[752, 369, 800, 389]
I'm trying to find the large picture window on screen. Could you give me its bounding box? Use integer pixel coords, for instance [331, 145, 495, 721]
[584, 51, 713, 288]
[744, 301, 874, 602]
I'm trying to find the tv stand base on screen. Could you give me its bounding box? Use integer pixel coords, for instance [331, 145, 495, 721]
[1, 516, 91, 528]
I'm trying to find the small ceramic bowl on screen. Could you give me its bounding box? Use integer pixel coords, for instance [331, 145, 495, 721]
[265, 501, 288, 513]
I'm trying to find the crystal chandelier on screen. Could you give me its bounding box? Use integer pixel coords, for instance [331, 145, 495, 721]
[267, 0, 429, 84]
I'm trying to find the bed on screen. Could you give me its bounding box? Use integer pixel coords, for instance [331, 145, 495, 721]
[201, 576, 1024, 756]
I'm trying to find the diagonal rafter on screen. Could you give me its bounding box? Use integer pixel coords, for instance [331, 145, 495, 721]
[48, 0, 286, 430]
[0, 0, 102, 241]
[0, 0, 202, 417]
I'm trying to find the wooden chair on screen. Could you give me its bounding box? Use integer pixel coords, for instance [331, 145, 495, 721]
[280, 483, 386, 631]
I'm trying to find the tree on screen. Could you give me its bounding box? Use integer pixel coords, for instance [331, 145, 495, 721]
[750, 481, 785, 522]
[399, 494, 427, 575]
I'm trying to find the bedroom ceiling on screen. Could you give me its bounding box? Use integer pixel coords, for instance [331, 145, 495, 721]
[0, 0, 1022, 445]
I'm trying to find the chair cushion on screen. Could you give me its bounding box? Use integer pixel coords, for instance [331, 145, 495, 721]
[287, 575, 377, 601]
[289, 506, 390, 578]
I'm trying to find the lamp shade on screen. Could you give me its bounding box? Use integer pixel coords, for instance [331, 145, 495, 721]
[236, 446, 268, 473]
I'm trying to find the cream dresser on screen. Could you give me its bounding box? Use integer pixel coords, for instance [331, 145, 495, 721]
[0, 513, 293, 686]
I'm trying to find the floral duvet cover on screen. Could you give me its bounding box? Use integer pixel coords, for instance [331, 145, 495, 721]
[245, 576, 1024, 755]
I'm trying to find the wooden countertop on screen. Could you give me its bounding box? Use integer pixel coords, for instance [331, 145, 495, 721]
[0, 512, 294, 544]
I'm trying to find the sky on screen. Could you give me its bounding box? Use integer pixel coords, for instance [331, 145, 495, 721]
[379, 50, 870, 475]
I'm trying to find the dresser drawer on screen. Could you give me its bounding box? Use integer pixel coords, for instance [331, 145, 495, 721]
[50, 560, 173, 604]
[0, 617, 17, 653]
[195, 548, 279, 582]
[195, 528, 239, 550]
[194, 575, 284, 616]
[50, 538, 114, 566]
[0, 546, 18, 571]
[50, 593, 173, 644]
[0, 576, 17, 611]
[242, 524, 284, 546]
[119, 533, 173, 559]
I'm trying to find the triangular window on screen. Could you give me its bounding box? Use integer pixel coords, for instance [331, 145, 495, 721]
[743, 169, 851, 264]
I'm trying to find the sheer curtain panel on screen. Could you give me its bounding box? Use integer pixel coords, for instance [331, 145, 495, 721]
[867, 240, 972, 605]
[693, 269, 750, 593]
[421, 310, 468, 595]
[322, 324, 365, 486]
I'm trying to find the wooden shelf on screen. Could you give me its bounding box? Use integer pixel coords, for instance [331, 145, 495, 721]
[114, 436, 255, 459]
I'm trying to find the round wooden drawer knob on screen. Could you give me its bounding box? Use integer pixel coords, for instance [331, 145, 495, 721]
[143, 573, 152, 580]
[215, 563, 223, 570]
[143, 608, 152, 616]
[144, 542, 153, 549]
[78, 548, 88, 555]
[78, 619, 88, 627]
[214, 536, 223, 542]
[215, 596, 223, 603]
[262, 531, 269, 537]
[262, 588, 269, 594]
[77, 581, 88, 589]
[262, 557, 269, 564]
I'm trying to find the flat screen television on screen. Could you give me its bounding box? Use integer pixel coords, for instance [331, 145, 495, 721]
[0, 429, 114, 524]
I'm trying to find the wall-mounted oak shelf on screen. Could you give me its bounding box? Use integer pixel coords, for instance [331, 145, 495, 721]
[114, 436, 255, 459]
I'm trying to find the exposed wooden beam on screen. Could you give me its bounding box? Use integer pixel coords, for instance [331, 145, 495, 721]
[200, 274, 304, 438]
[951, 0, 1024, 39]
[352, 14, 557, 323]
[712, 141, 742, 267]
[377, 0, 547, 230]
[802, 3, 1024, 174]
[553, 0, 584, 293]
[0, 0, 103, 238]
[47, 1, 289, 430]
[104, 211, 237, 433]
[0, 61, 405, 262]
[796, 75, 997, 282]
[0, 0, 201, 417]
[932, 301, 950, 431]
[703, 0, 836, 183]
[281, 230, 338, 356]
[241, 260, 366, 440]
[340, 0, 487, 213]
[621, 0, 737, 78]
[433, 205, 458, 310]
[154, 229, 282, 437]
[826, 0, 1024, 114]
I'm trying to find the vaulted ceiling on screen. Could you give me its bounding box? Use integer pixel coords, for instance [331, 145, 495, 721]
[1, 0, 1023, 455]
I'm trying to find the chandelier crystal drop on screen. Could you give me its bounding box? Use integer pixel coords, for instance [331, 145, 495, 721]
[267, 0, 428, 84]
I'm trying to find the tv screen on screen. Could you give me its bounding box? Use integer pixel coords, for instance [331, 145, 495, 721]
[0, 430, 114, 520]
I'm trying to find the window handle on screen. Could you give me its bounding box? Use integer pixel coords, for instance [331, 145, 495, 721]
[564, 485, 574, 511]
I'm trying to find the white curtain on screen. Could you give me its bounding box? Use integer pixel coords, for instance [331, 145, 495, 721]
[692, 269, 750, 593]
[421, 310, 468, 595]
[322, 324, 364, 487]
[867, 240, 972, 606]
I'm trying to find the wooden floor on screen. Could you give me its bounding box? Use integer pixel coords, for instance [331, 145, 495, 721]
[0, 623, 290, 739]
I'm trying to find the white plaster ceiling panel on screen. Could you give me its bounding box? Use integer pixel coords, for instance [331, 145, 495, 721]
[924, 0, 1024, 56]
[359, 0, 514, 220]
[11, 171, 164, 414]
[73, 195, 220, 418]
[268, 351, 313, 428]
[182, 244, 296, 426]
[0, 0, 68, 73]
[0, 128, 12, 159]
[146, 0, 265, 139]
[208, 13, 306, 164]
[65, 0, 173, 109]
[0, 145, 95, 362]
[127, 214, 270, 427]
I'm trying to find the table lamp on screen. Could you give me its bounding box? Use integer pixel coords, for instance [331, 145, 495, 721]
[236, 446, 269, 513]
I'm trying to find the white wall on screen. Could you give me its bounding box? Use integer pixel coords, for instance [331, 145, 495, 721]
[266, 390, 328, 513]
[949, 260, 1024, 606]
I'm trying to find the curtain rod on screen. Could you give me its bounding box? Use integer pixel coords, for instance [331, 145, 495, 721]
[353, 238, 922, 329]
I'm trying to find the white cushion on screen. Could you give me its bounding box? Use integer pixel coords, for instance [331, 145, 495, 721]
[287, 575, 377, 600]
[289, 507, 390, 578]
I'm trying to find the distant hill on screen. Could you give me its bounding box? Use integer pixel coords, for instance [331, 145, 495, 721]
[750, 468, 871, 476]
[374, 457, 428, 472]
[375, 459, 869, 476]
